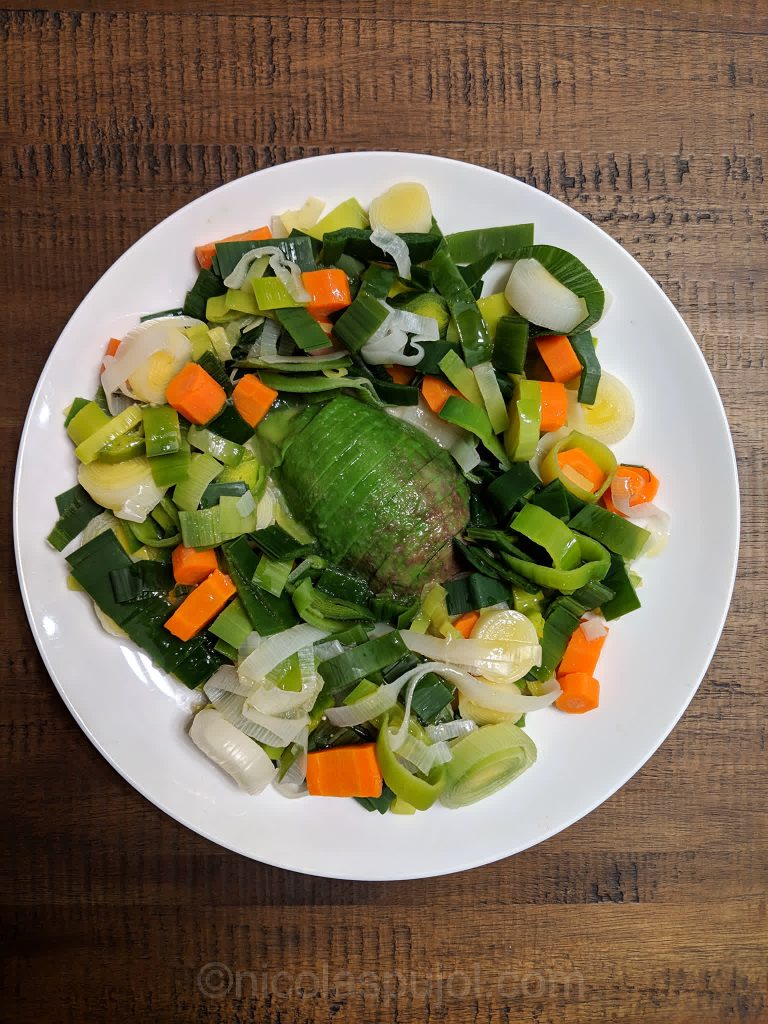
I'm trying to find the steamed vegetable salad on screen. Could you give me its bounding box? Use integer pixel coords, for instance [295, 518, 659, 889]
[49, 181, 668, 813]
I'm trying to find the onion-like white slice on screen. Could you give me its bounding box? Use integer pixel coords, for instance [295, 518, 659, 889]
[567, 371, 635, 444]
[580, 612, 608, 641]
[78, 456, 166, 523]
[505, 258, 588, 333]
[224, 246, 310, 301]
[389, 399, 467, 449]
[405, 662, 561, 716]
[370, 226, 412, 279]
[274, 727, 309, 797]
[204, 664, 252, 697]
[278, 196, 325, 236]
[238, 624, 327, 684]
[325, 678, 404, 728]
[254, 487, 277, 530]
[361, 302, 439, 366]
[426, 719, 477, 743]
[396, 733, 452, 775]
[400, 630, 541, 684]
[101, 317, 199, 410]
[240, 706, 309, 745]
[189, 708, 277, 795]
[640, 508, 671, 558]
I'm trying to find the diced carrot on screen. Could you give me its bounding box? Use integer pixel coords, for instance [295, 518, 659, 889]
[555, 673, 600, 713]
[306, 743, 383, 798]
[195, 226, 271, 270]
[538, 380, 568, 432]
[453, 610, 480, 638]
[172, 544, 219, 586]
[421, 376, 462, 414]
[386, 365, 416, 385]
[557, 447, 607, 494]
[232, 373, 278, 428]
[100, 337, 121, 373]
[603, 465, 660, 517]
[301, 269, 352, 318]
[164, 569, 236, 642]
[165, 362, 227, 425]
[557, 624, 607, 678]
[536, 335, 582, 383]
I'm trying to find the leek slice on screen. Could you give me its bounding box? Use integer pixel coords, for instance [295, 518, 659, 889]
[308, 197, 369, 240]
[505, 245, 604, 333]
[540, 429, 617, 504]
[566, 371, 634, 444]
[504, 379, 541, 462]
[568, 504, 651, 561]
[476, 292, 512, 339]
[440, 722, 536, 808]
[369, 183, 433, 235]
[473, 361, 509, 433]
[445, 224, 535, 264]
[78, 456, 166, 522]
[438, 349, 483, 405]
[439, 395, 509, 468]
[74, 406, 143, 465]
[376, 713, 446, 811]
[570, 330, 601, 406]
[172, 453, 222, 512]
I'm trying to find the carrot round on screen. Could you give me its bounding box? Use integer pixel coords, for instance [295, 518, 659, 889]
[603, 465, 660, 516]
[164, 569, 236, 642]
[421, 376, 462, 414]
[557, 446, 607, 493]
[172, 544, 219, 586]
[538, 380, 568, 432]
[166, 363, 227, 425]
[232, 373, 278, 428]
[536, 335, 582, 383]
[453, 610, 480, 638]
[386, 365, 416, 385]
[306, 743, 383, 798]
[557, 624, 607, 678]
[301, 269, 352, 318]
[556, 673, 600, 713]
[195, 226, 272, 270]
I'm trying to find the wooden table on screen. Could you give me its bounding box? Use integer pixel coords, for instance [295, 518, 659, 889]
[3, 2, 766, 1021]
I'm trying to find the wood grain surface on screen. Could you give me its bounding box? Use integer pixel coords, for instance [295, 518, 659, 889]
[2, 3, 766, 1021]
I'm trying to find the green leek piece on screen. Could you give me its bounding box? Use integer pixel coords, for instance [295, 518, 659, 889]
[476, 292, 512, 339]
[225, 287, 260, 315]
[172, 453, 222, 512]
[394, 291, 450, 337]
[501, 534, 610, 594]
[493, 315, 529, 374]
[126, 517, 180, 549]
[274, 306, 329, 351]
[473, 362, 509, 433]
[253, 555, 293, 598]
[360, 263, 397, 300]
[205, 293, 241, 323]
[207, 326, 233, 361]
[454, 537, 539, 595]
[184, 268, 226, 321]
[376, 715, 446, 810]
[318, 631, 407, 696]
[197, 350, 233, 395]
[344, 678, 380, 705]
[142, 405, 181, 458]
[459, 253, 496, 297]
[184, 323, 214, 360]
[568, 504, 650, 561]
[215, 236, 316, 278]
[440, 722, 536, 807]
[429, 243, 492, 367]
[216, 457, 266, 499]
[257, 370, 379, 403]
[251, 277, 302, 311]
[250, 524, 314, 561]
[321, 228, 441, 268]
[217, 493, 258, 537]
[67, 531, 222, 688]
[214, 638, 239, 662]
[74, 406, 144, 465]
[540, 430, 617, 504]
[199, 481, 246, 509]
[510, 503, 581, 571]
[292, 578, 373, 633]
[422, 582, 461, 639]
[187, 425, 245, 467]
[504, 379, 541, 462]
[601, 553, 642, 620]
[570, 330, 601, 406]
[207, 402, 254, 444]
[438, 349, 483, 405]
[64, 397, 91, 429]
[408, 674, 455, 725]
[515, 244, 605, 332]
[317, 567, 371, 607]
[355, 785, 396, 814]
[445, 224, 535, 264]
[150, 447, 192, 487]
[512, 586, 545, 618]
[308, 197, 369, 240]
[333, 291, 389, 353]
[66, 401, 110, 444]
[529, 479, 571, 521]
[140, 307, 184, 322]
[443, 573, 510, 614]
[485, 462, 539, 517]
[109, 561, 173, 603]
[47, 484, 102, 552]
[209, 597, 252, 649]
[440, 395, 509, 468]
[527, 601, 581, 682]
[98, 432, 146, 463]
[222, 536, 298, 635]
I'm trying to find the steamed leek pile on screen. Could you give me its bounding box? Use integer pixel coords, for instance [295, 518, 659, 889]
[48, 181, 666, 813]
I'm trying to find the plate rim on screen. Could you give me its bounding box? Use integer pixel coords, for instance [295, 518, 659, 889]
[14, 150, 741, 879]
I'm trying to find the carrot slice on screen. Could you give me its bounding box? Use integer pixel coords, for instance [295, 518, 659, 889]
[164, 569, 236, 642]
[195, 226, 271, 270]
[557, 447, 607, 493]
[301, 269, 352, 318]
[536, 335, 583, 383]
[166, 363, 227, 425]
[421, 376, 462, 414]
[306, 743, 383, 798]
[386, 365, 416, 385]
[557, 625, 607, 678]
[555, 673, 600, 713]
[232, 373, 278, 428]
[172, 544, 219, 586]
[603, 465, 660, 516]
[453, 611, 480, 638]
[538, 380, 568, 432]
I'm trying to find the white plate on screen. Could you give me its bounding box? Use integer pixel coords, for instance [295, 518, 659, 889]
[14, 152, 739, 880]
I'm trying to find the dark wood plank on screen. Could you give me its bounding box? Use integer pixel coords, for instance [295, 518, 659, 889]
[2, 5, 766, 1023]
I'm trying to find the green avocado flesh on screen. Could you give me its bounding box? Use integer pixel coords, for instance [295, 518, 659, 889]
[278, 395, 470, 595]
